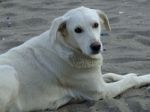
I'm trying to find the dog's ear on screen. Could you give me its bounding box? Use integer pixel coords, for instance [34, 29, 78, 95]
[49, 16, 68, 45]
[58, 21, 68, 38]
[96, 10, 111, 31]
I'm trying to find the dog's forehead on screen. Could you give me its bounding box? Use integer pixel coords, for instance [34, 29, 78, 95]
[66, 7, 98, 18]
[65, 7, 99, 26]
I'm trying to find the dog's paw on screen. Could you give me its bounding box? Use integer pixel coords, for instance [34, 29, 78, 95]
[136, 74, 150, 88]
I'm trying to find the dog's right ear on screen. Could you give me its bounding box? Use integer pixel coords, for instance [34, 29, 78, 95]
[49, 16, 68, 45]
[96, 10, 111, 31]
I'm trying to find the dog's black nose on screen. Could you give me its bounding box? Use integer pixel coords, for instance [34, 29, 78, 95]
[90, 42, 101, 54]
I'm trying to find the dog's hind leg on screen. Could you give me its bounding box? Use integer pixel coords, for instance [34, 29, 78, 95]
[0, 65, 19, 112]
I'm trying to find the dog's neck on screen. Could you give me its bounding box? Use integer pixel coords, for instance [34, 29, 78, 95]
[68, 51, 103, 68]
[54, 35, 103, 69]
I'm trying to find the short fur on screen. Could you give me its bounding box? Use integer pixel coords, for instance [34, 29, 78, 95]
[0, 7, 150, 112]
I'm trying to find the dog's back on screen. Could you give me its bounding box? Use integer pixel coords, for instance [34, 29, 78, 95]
[0, 31, 69, 111]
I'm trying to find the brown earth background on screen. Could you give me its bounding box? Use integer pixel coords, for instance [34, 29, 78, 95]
[0, 0, 150, 112]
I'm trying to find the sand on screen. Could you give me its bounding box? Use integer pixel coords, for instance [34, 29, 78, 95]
[0, 0, 150, 112]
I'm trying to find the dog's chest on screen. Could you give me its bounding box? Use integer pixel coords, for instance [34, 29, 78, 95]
[58, 66, 105, 98]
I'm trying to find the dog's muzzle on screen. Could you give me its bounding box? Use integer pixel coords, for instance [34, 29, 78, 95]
[90, 42, 101, 54]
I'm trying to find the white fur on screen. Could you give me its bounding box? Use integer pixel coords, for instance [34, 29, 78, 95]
[0, 6, 150, 112]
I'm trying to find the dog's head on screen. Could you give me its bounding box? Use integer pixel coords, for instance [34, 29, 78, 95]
[49, 6, 111, 59]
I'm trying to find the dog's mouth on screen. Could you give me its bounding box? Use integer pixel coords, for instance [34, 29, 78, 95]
[74, 47, 102, 58]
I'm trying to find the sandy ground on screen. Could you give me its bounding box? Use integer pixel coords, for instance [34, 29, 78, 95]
[0, 0, 150, 112]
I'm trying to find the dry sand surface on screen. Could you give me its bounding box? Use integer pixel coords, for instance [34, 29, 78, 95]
[0, 0, 150, 112]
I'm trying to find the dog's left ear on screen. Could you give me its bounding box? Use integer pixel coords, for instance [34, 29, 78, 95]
[49, 16, 68, 45]
[96, 10, 111, 31]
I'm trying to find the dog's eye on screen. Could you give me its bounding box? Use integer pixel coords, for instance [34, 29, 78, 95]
[74, 27, 83, 33]
[92, 22, 99, 28]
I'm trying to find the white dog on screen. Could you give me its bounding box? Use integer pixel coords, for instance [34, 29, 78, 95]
[0, 6, 150, 112]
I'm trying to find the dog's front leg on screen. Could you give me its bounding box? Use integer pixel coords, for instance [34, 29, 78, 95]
[103, 73, 137, 83]
[103, 75, 139, 98]
[103, 73, 150, 87]
[136, 74, 150, 87]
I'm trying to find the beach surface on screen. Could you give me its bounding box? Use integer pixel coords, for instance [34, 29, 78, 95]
[0, 0, 150, 112]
